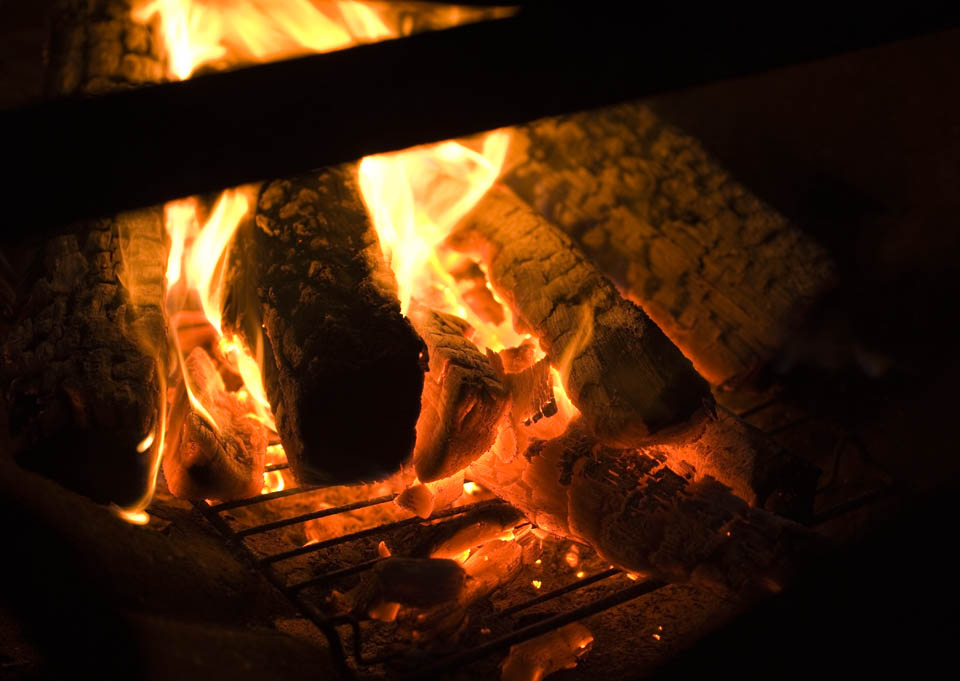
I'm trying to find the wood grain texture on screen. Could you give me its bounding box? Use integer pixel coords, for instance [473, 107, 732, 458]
[223, 165, 425, 485]
[502, 102, 836, 388]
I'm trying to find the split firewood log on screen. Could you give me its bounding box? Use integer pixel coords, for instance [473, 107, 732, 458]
[501, 102, 836, 388]
[0, 0, 167, 506]
[468, 419, 825, 598]
[163, 347, 266, 501]
[450, 184, 713, 448]
[451, 187, 818, 517]
[221, 166, 426, 485]
[407, 302, 508, 482]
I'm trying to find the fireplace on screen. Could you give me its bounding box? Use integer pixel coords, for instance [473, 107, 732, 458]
[2, 3, 960, 680]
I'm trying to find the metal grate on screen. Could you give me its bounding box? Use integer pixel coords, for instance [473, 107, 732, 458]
[191, 396, 894, 680]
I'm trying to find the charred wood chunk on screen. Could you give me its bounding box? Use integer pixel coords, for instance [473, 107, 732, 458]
[223, 166, 425, 485]
[500, 622, 594, 681]
[502, 103, 835, 387]
[504, 357, 557, 427]
[0, 1, 168, 507]
[645, 406, 821, 520]
[408, 303, 508, 482]
[352, 557, 466, 621]
[163, 347, 266, 501]
[388, 503, 525, 559]
[2, 209, 167, 507]
[468, 420, 825, 598]
[451, 186, 713, 447]
[46, 0, 165, 97]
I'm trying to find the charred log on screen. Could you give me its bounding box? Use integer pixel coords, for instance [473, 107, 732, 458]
[452, 187, 817, 515]
[408, 303, 508, 482]
[468, 420, 824, 598]
[450, 185, 713, 447]
[222, 166, 425, 485]
[0, 0, 169, 507]
[502, 103, 836, 388]
[163, 347, 266, 501]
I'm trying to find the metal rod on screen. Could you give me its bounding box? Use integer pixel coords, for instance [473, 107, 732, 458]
[264, 462, 290, 472]
[498, 568, 621, 617]
[208, 485, 316, 511]
[259, 499, 508, 564]
[235, 493, 398, 538]
[192, 500, 357, 680]
[4, 6, 957, 233]
[288, 557, 385, 593]
[395, 579, 668, 680]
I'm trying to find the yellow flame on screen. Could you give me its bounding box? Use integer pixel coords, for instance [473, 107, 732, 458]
[358, 130, 533, 356]
[133, 0, 393, 81]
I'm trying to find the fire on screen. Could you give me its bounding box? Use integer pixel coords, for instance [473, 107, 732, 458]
[133, 0, 393, 80]
[123, 0, 579, 520]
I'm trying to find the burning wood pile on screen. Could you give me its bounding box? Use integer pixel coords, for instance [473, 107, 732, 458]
[1, 1, 836, 678]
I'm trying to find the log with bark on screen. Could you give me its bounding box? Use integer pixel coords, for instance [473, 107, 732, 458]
[162, 347, 266, 501]
[468, 419, 825, 598]
[501, 102, 836, 388]
[451, 187, 818, 517]
[222, 166, 426, 486]
[0, 0, 168, 506]
[450, 184, 713, 447]
[407, 302, 508, 482]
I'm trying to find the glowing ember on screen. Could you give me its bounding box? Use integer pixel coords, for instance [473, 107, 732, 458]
[531, 580, 542, 589]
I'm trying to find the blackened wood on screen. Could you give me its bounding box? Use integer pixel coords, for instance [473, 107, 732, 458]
[451, 185, 713, 447]
[3, 6, 958, 233]
[408, 303, 507, 482]
[1, 0, 168, 506]
[502, 103, 836, 388]
[468, 421, 824, 597]
[223, 166, 425, 486]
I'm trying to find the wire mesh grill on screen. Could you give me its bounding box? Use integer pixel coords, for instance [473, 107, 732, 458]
[191, 395, 893, 680]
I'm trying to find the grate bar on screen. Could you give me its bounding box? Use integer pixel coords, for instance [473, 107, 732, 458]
[209, 485, 316, 511]
[288, 557, 386, 593]
[395, 579, 669, 680]
[235, 493, 398, 538]
[192, 499, 357, 680]
[259, 499, 509, 564]
[499, 568, 621, 617]
[265, 462, 290, 472]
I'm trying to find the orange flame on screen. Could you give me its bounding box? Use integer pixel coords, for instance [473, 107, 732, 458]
[133, 0, 393, 80]
[358, 131, 534, 354]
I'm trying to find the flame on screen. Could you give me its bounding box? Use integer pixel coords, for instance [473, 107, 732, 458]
[358, 131, 535, 357]
[133, 0, 394, 80]
[123, 1, 558, 521]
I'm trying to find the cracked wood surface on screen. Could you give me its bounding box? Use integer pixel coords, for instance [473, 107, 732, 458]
[451, 185, 713, 448]
[1, 0, 167, 506]
[502, 102, 836, 388]
[408, 302, 508, 482]
[468, 420, 822, 598]
[223, 165, 425, 486]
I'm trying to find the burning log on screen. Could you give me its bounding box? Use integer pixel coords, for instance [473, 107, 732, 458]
[163, 347, 266, 501]
[408, 303, 508, 482]
[501, 103, 836, 388]
[468, 420, 824, 598]
[450, 184, 712, 448]
[452, 187, 818, 516]
[0, 0, 167, 507]
[222, 166, 426, 485]
[500, 622, 594, 681]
